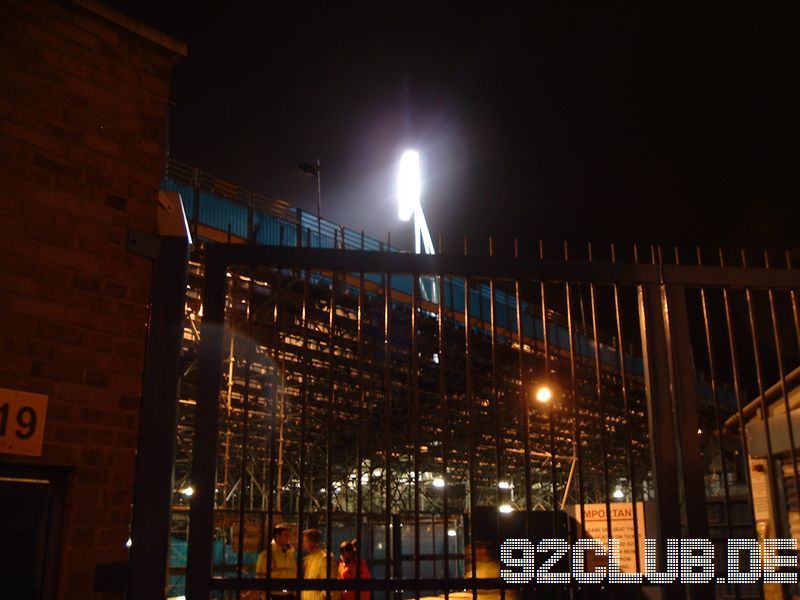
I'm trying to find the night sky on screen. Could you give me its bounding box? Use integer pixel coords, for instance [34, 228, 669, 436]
[111, 3, 799, 254]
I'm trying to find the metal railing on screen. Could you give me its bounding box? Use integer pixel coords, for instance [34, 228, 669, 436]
[174, 241, 800, 600]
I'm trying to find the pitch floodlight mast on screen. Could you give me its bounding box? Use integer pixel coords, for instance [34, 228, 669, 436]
[397, 150, 435, 255]
[397, 150, 437, 302]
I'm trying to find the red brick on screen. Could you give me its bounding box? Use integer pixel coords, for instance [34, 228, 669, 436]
[43, 442, 79, 464]
[1, 2, 182, 597]
[68, 526, 97, 548]
[75, 466, 111, 486]
[114, 429, 137, 449]
[53, 423, 93, 444]
[0, 353, 32, 375]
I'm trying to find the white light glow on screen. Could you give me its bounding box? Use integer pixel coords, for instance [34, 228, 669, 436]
[498, 481, 510, 490]
[125, 537, 132, 548]
[432, 478, 445, 488]
[397, 150, 420, 222]
[498, 504, 513, 513]
[613, 488, 624, 499]
[180, 486, 194, 497]
[447, 529, 457, 537]
[535, 386, 553, 403]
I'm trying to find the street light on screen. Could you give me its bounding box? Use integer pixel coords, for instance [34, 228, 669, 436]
[535, 385, 553, 404]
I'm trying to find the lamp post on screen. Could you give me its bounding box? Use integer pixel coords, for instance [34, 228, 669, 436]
[299, 159, 322, 245]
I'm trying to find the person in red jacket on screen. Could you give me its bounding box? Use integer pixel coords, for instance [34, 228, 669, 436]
[337, 539, 371, 600]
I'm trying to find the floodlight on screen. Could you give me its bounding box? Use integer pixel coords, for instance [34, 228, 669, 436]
[432, 477, 445, 488]
[498, 481, 510, 490]
[498, 504, 513, 513]
[180, 485, 194, 497]
[397, 150, 420, 221]
[613, 488, 624, 499]
[447, 529, 457, 537]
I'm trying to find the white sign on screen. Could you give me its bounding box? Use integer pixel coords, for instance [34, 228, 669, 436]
[0, 388, 48, 457]
[573, 502, 646, 573]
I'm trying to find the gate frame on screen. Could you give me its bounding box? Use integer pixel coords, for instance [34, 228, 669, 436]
[185, 244, 800, 599]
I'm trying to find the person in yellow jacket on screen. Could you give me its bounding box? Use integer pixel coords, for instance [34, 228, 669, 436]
[301, 529, 342, 600]
[255, 523, 298, 600]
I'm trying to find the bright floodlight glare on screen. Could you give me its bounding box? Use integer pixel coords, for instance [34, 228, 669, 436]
[180, 485, 194, 497]
[125, 537, 132, 548]
[432, 478, 445, 488]
[498, 481, 510, 490]
[535, 386, 553, 403]
[613, 488, 624, 499]
[397, 150, 420, 222]
[447, 529, 457, 537]
[498, 504, 513, 513]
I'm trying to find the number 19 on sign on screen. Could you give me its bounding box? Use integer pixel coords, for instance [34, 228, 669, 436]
[0, 388, 48, 457]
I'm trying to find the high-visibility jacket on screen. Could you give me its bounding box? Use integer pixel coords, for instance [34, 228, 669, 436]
[256, 541, 298, 600]
[302, 548, 342, 600]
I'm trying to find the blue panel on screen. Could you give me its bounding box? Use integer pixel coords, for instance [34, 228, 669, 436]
[393, 274, 413, 295]
[199, 191, 248, 238]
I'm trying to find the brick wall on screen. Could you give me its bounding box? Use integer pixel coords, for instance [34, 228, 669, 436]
[0, 1, 184, 597]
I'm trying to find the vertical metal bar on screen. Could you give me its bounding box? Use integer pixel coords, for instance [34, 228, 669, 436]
[663, 282, 710, 539]
[296, 267, 312, 589]
[128, 236, 190, 600]
[718, 250, 758, 532]
[431, 513, 437, 580]
[463, 236, 477, 600]
[186, 249, 228, 600]
[236, 278, 255, 591]
[192, 167, 200, 239]
[787, 251, 800, 353]
[740, 250, 789, 600]
[740, 250, 784, 536]
[411, 272, 421, 599]
[355, 233, 366, 584]
[587, 243, 613, 543]
[297, 209, 303, 248]
[436, 236, 451, 600]
[694, 248, 737, 600]
[266, 268, 285, 579]
[609, 243, 640, 572]
[764, 251, 800, 516]
[382, 265, 393, 591]
[487, 238, 505, 600]
[325, 269, 337, 600]
[562, 243, 585, 540]
[637, 282, 684, 600]
[488, 238, 503, 501]
[538, 241, 557, 532]
[513, 239, 532, 546]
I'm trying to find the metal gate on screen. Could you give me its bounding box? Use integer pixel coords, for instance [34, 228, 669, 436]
[180, 240, 800, 600]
